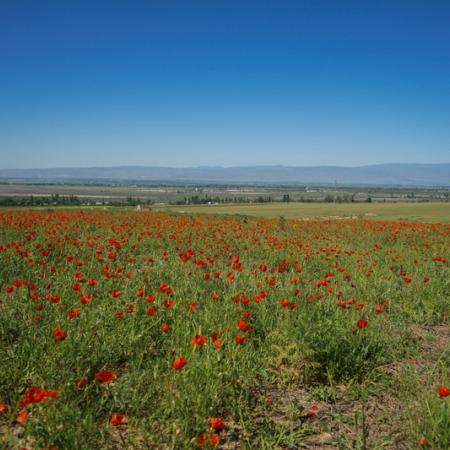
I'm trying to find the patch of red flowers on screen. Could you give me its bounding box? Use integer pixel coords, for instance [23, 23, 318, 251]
[192, 334, 207, 346]
[95, 370, 117, 384]
[19, 387, 58, 408]
[196, 432, 219, 448]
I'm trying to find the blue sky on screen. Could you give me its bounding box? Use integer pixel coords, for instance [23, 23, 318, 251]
[1, 0, 449, 168]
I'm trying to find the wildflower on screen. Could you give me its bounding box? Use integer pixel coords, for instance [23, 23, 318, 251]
[208, 417, 225, 431]
[68, 308, 80, 319]
[20, 387, 57, 408]
[75, 378, 87, 389]
[237, 319, 251, 332]
[95, 370, 117, 384]
[437, 385, 450, 398]
[0, 403, 8, 416]
[17, 410, 28, 425]
[189, 301, 197, 311]
[110, 412, 127, 426]
[192, 335, 207, 346]
[235, 335, 246, 345]
[172, 357, 187, 370]
[52, 328, 67, 341]
[356, 319, 368, 329]
[306, 404, 319, 417]
[196, 433, 219, 448]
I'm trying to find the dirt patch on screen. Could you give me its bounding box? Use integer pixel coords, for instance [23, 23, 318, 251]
[409, 324, 450, 356]
[217, 383, 407, 449]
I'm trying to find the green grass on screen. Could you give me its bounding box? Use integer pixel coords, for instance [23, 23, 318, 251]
[0, 209, 449, 449]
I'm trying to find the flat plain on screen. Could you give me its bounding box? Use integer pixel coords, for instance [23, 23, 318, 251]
[160, 201, 450, 223]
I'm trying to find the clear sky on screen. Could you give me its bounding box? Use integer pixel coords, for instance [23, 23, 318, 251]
[1, 0, 449, 169]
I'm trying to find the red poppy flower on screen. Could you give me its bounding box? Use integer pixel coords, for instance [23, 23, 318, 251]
[196, 433, 219, 448]
[161, 323, 169, 333]
[68, 308, 80, 319]
[280, 298, 289, 308]
[306, 404, 319, 417]
[17, 410, 28, 425]
[235, 335, 246, 345]
[52, 328, 67, 341]
[20, 387, 57, 408]
[146, 307, 156, 317]
[208, 417, 225, 431]
[237, 319, 251, 332]
[437, 385, 450, 398]
[0, 403, 8, 416]
[189, 301, 197, 311]
[110, 412, 127, 426]
[192, 334, 207, 346]
[75, 378, 87, 389]
[172, 357, 187, 370]
[46, 389, 58, 399]
[95, 370, 117, 384]
[356, 319, 368, 329]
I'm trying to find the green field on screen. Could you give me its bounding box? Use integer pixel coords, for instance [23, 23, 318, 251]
[160, 201, 450, 223]
[1, 209, 449, 449]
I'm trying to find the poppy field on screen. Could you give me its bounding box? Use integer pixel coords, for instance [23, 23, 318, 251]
[0, 210, 449, 449]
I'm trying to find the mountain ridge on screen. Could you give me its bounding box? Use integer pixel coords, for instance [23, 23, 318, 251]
[0, 163, 448, 186]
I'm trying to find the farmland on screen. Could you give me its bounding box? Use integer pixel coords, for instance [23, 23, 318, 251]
[0, 209, 449, 449]
[160, 202, 450, 223]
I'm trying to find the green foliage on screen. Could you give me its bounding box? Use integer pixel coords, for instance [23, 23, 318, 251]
[0, 210, 448, 448]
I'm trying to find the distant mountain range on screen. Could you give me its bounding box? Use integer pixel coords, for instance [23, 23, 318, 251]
[0, 164, 449, 186]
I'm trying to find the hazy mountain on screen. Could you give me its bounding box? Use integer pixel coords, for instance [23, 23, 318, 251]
[0, 164, 448, 186]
